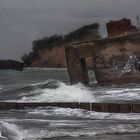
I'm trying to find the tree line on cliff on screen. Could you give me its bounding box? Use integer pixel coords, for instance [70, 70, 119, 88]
[21, 23, 100, 66]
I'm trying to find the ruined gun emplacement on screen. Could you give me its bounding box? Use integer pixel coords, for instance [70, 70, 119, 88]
[65, 18, 140, 85]
[1, 19, 140, 113]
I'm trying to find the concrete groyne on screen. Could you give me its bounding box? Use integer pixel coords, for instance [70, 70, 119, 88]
[0, 102, 140, 113]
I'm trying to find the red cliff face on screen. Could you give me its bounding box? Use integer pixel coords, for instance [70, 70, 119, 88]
[31, 46, 66, 67]
[22, 23, 100, 68]
[30, 46, 93, 68]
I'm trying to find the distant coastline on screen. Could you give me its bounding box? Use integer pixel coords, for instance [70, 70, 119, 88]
[0, 59, 23, 71]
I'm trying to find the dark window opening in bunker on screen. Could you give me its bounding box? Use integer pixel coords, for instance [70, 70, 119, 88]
[80, 57, 96, 84]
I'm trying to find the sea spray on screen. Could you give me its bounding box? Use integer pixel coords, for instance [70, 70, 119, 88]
[3, 79, 140, 103]
[18, 81, 95, 103]
[1, 68, 140, 140]
[1, 108, 140, 139]
[0, 122, 23, 140]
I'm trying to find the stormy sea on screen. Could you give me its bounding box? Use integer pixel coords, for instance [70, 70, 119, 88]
[1, 68, 140, 140]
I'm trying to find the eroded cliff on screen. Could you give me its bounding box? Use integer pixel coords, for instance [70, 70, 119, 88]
[22, 23, 100, 67]
[31, 46, 66, 67]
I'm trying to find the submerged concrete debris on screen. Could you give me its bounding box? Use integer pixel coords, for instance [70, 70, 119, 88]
[0, 60, 24, 71]
[65, 18, 140, 85]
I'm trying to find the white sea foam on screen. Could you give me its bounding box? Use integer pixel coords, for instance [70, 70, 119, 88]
[18, 82, 95, 103]
[0, 123, 139, 139]
[0, 122, 23, 140]
[28, 107, 140, 120]
[1, 108, 140, 139]
[93, 87, 140, 101]
[4, 78, 140, 103]
[2, 123, 138, 139]
[6, 81, 140, 102]
[13, 125, 140, 139]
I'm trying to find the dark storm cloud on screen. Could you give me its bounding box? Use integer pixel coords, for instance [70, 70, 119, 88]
[0, 0, 140, 60]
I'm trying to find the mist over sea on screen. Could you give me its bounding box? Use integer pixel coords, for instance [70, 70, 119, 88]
[0, 68, 140, 139]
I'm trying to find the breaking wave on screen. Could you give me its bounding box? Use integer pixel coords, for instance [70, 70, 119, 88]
[2, 79, 140, 103]
[4, 79, 95, 103]
[1, 120, 140, 139]
[1, 107, 140, 139]
[0, 121, 23, 140]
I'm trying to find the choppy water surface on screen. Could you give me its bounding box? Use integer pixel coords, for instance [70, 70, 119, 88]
[0, 68, 140, 139]
[1, 107, 140, 140]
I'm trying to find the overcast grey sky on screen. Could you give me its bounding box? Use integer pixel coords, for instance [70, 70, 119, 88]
[0, 0, 140, 60]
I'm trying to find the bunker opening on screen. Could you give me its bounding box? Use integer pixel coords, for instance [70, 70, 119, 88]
[65, 45, 97, 85]
[77, 57, 96, 84]
[85, 57, 97, 84]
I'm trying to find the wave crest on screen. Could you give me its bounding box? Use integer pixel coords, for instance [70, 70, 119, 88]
[3, 79, 140, 103]
[10, 80, 95, 103]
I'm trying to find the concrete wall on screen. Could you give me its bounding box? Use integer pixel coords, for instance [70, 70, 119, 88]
[95, 34, 140, 84]
[65, 33, 140, 85]
[65, 43, 95, 85]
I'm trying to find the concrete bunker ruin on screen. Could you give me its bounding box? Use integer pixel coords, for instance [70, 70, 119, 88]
[65, 42, 96, 85]
[65, 19, 140, 85]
